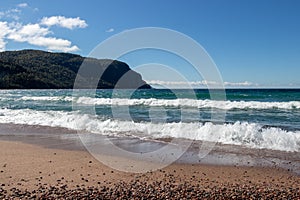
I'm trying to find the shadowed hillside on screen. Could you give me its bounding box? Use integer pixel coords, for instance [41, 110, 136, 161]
[0, 50, 151, 89]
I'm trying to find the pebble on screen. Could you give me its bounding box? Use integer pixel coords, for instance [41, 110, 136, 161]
[0, 180, 298, 199]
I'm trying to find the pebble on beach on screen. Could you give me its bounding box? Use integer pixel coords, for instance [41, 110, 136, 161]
[1, 174, 299, 199]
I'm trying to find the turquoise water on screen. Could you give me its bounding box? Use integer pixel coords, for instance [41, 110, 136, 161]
[0, 89, 300, 152]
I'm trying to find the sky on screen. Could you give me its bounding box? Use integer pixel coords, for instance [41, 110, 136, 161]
[0, 0, 300, 88]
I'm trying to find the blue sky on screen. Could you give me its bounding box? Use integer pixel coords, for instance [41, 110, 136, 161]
[0, 0, 300, 88]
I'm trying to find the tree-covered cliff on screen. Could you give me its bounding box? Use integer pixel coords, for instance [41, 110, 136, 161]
[0, 50, 151, 89]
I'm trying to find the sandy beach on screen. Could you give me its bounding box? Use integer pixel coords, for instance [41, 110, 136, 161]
[0, 131, 299, 199]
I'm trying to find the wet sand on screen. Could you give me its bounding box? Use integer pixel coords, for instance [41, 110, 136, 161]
[0, 124, 299, 198]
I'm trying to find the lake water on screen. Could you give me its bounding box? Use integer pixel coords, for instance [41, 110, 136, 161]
[0, 89, 299, 152]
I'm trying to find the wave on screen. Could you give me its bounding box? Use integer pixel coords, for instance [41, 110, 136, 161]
[0, 108, 299, 152]
[16, 96, 300, 110]
[76, 97, 300, 110]
[20, 96, 73, 101]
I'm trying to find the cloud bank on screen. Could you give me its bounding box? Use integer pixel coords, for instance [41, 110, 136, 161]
[147, 80, 259, 88]
[0, 4, 87, 52]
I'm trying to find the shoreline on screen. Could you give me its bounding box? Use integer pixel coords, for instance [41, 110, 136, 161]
[0, 123, 299, 173]
[0, 137, 299, 198]
[0, 123, 299, 198]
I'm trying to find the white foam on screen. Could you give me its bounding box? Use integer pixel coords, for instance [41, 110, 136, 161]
[18, 96, 300, 110]
[75, 97, 300, 110]
[21, 96, 73, 101]
[0, 108, 299, 152]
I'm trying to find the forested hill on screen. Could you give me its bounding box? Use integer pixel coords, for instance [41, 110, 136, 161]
[0, 50, 151, 89]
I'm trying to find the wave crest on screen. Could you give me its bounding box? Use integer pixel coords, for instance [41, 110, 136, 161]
[0, 108, 299, 152]
[17, 96, 300, 110]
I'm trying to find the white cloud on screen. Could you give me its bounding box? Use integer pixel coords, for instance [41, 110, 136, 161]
[0, 5, 86, 52]
[41, 16, 87, 29]
[146, 80, 218, 88]
[0, 3, 33, 21]
[106, 28, 114, 33]
[16, 3, 38, 12]
[29, 37, 79, 52]
[0, 40, 6, 52]
[0, 13, 87, 52]
[147, 80, 218, 86]
[7, 23, 49, 42]
[0, 21, 12, 51]
[17, 3, 28, 8]
[223, 81, 257, 87]
[6, 23, 79, 52]
[0, 22, 10, 36]
[0, 8, 21, 20]
[147, 80, 259, 88]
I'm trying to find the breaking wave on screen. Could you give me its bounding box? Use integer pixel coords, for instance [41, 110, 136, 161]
[16, 96, 300, 110]
[0, 108, 299, 152]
